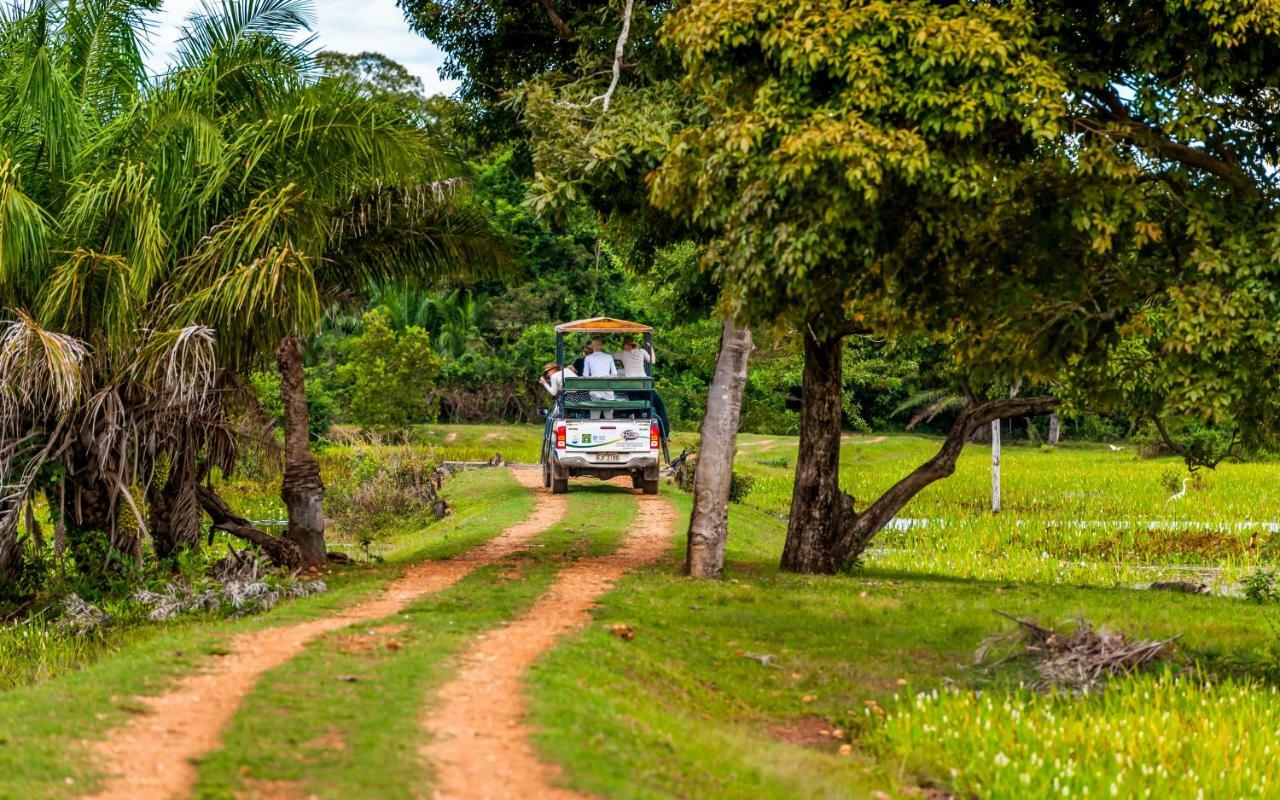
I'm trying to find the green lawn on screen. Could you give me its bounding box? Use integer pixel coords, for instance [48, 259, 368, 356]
[527, 489, 1280, 799]
[4, 427, 1280, 799]
[416, 425, 1280, 586]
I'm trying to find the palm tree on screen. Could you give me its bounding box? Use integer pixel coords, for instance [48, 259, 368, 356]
[0, 0, 505, 584]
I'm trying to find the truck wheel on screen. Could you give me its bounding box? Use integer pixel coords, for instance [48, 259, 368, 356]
[631, 473, 643, 489]
[542, 458, 551, 488]
[642, 478, 659, 495]
[552, 475, 569, 494]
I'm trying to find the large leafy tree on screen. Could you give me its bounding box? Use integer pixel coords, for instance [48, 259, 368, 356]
[651, 0, 1280, 573]
[0, 0, 502, 585]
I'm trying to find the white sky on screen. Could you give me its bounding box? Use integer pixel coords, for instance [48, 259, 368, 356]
[142, 0, 460, 96]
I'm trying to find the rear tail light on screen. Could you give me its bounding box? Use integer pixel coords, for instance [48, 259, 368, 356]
[650, 423, 660, 450]
[556, 425, 567, 449]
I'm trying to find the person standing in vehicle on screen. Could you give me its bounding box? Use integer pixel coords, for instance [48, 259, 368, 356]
[613, 337, 652, 378]
[583, 338, 616, 378]
[614, 337, 669, 436]
[582, 338, 616, 418]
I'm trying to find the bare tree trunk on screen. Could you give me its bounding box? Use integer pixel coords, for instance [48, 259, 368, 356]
[1047, 413, 1061, 447]
[991, 419, 1002, 513]
[277, 336, 326, 570]
[685, 318, 753, 578]
[0, 510, 20, 588]
[780, 330, 848, 573]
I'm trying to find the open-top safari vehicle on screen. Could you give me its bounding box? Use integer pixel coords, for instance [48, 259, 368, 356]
[541, 317, 667, 494]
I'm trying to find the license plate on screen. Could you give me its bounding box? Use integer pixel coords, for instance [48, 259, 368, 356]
[595, 453, 620, 462]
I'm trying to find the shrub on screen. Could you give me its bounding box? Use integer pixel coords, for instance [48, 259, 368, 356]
[249, 368, 336, 440]
[325, 446, 445, 548]
[336, 310, 441, 429]
[672, 449, 754, 503]
[1244, 570, 1278, 604]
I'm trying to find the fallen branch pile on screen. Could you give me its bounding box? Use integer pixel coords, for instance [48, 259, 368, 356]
[976, 611, 1179, 691]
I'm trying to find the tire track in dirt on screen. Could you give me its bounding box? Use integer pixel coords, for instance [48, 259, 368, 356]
[85, 467, 564, 800]
[420, 488, 677, 800]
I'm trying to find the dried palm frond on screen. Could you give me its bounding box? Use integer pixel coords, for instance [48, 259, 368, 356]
[0, 312, 89, 414]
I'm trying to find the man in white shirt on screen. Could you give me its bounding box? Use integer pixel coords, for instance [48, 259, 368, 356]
[580, 339, 615, 418]
[613, 337, 652, 378]
[582, 339, 617, 378]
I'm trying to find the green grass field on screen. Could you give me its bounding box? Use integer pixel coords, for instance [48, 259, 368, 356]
[412, 424, 1278, 586]
[3, 426, 1279, 798]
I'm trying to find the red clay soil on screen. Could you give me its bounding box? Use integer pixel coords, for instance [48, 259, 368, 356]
[420, 488, 677, 800]
[85, 467, 564, 800]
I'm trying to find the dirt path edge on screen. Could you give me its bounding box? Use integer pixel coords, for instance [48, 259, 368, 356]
[84, 468, 564, 800]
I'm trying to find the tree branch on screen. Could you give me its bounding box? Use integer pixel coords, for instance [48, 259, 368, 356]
[836, 395, 1059, 560]
[196, 484, 301, 568]
[1074, 87, 1259, 197]
[532, 0, 574, 42]
[589, 0, 634, 113]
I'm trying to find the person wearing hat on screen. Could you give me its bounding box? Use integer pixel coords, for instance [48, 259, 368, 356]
[613, 337, 652, 378]
[539, 361, 578, 398]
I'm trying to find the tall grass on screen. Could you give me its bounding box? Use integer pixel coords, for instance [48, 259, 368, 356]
[876, 671, 1280, 798]
[0, 613, 109, 690]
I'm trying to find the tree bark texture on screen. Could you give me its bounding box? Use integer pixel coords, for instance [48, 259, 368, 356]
[276, 336, 326, 569]
[991, 419, 1002, 513]
[782, 392, 1059, 574]
[684, 318, 753, 578]
[1047, 413, 1061, 447]
[0, 514, 19, 588]
[780, 330, 848, 573]
[147, 439, 201, 559]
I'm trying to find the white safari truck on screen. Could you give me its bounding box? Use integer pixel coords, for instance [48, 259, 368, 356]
[540, 317, 666, 494]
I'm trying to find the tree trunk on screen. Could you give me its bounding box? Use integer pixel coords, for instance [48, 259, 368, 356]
[991, 419, 1002, 513]
[685, 318, 753, 578]
[780, 330, 848, 573]
[0, 512, 20, 588]
[147, 440, 201, 560]
[277, 335, 326, 569]
[787, 395, 1059, 574]
[1047, 413, 1061, 447]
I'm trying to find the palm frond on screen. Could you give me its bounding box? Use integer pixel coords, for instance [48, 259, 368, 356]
[133, 325, 218, 410]
[893, 388, 966, 430]
[323, 186, 510, 290]
[0, 158, 53, 303]
[172, 0, 316, 82]
[0, 309, 88, 414]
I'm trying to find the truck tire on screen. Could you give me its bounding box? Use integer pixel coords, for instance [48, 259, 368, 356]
[631, 472, 643, 489]
[541, 448, 551, 488]
[552, 475, 569, 494]
[642, 477, 659, 495]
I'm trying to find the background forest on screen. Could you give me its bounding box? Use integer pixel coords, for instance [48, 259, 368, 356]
[301, 53, 1132, 445]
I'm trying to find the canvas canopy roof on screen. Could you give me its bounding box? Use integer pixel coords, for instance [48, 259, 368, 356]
[554, 317, 653, 334]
